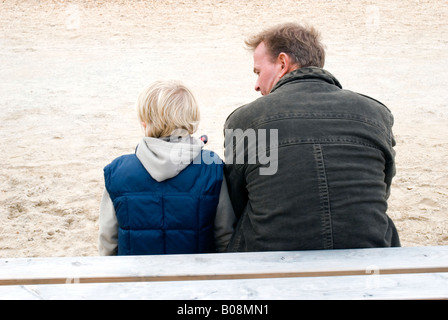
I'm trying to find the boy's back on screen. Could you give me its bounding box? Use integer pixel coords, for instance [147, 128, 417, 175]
[104, 147, 223, 255]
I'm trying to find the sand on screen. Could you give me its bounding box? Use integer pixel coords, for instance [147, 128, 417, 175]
[0, 0, 447, 258]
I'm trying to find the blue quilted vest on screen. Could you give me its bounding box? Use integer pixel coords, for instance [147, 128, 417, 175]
[104, 150, 223, 256]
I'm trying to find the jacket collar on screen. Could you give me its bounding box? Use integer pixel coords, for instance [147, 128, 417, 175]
[271, 67, 343, 93]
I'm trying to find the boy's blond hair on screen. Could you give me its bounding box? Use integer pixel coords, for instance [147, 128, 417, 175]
[137, 80, 200, 138]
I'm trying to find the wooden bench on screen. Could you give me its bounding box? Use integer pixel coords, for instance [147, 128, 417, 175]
[0, 246, 447, 300]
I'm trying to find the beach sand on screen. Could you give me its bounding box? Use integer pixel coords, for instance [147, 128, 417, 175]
[0, 0, 447, 258]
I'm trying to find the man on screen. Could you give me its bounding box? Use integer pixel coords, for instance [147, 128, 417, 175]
[224, 23, 400, 252]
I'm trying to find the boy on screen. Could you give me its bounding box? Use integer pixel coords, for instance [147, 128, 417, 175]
[99, 80, 235, 255]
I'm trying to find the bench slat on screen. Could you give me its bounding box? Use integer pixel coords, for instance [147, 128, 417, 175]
[1, 246, 447, 286]
[2, 273, 448, 300]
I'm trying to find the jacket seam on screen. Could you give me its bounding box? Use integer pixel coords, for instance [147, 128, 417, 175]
[162, 195, 166, 254]
[196, 196, 200, 252]
[277, 138, 382, 151]
[125, 198, 131, 255]
[313, 144, 334, 249]
[249, 113, 388, 134]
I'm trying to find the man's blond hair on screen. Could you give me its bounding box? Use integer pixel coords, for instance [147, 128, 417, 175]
[137, 80, 200, 138]
[245, 22, 325, 68]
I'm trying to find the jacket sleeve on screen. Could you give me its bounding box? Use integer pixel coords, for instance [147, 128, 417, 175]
[385, 126, 396, 200]
[98, 188, 118, 256]
[214, 176, 237, 252]
[223, 162, 248, 221]
[223, 116, 249, 221]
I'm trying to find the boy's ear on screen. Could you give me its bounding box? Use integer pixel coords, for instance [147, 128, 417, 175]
[141, 122, 147, 129]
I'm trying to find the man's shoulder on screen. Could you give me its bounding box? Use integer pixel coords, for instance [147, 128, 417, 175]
[339, 89, 394, 119]
[224, 95, 273, 129]
[225, 104, 248, 127]
[354, 92, 392, 113]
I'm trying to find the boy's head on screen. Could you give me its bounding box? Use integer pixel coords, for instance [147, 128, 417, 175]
[137, 80, 200, 138]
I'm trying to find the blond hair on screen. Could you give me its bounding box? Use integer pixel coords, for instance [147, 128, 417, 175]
[245, 23, 325, 68]
[137, 80, 200, 138]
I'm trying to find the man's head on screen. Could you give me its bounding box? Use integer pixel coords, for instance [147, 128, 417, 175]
[245, 23, 326, 95]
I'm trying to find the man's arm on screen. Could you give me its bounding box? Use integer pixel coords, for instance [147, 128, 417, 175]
[223, 118, 249, 220]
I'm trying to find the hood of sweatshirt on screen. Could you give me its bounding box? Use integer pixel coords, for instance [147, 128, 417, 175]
[135, 136, 204, 182]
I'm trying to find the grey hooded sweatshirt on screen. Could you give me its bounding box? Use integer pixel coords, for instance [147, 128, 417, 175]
[98, 136, 236, 255]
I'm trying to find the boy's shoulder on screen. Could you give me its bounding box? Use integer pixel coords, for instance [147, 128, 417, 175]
[104, 153, 138, 171]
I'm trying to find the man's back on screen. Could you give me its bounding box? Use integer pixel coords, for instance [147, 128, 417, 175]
[224, 67, 400, 251]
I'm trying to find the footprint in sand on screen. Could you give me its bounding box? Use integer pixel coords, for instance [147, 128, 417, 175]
[419, 198, 439, 209]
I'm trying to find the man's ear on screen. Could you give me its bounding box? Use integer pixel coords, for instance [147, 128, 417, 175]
[277, 53, 299, 77]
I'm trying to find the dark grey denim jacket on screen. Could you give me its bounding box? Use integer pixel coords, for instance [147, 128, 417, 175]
[224, 67, 400, 252]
